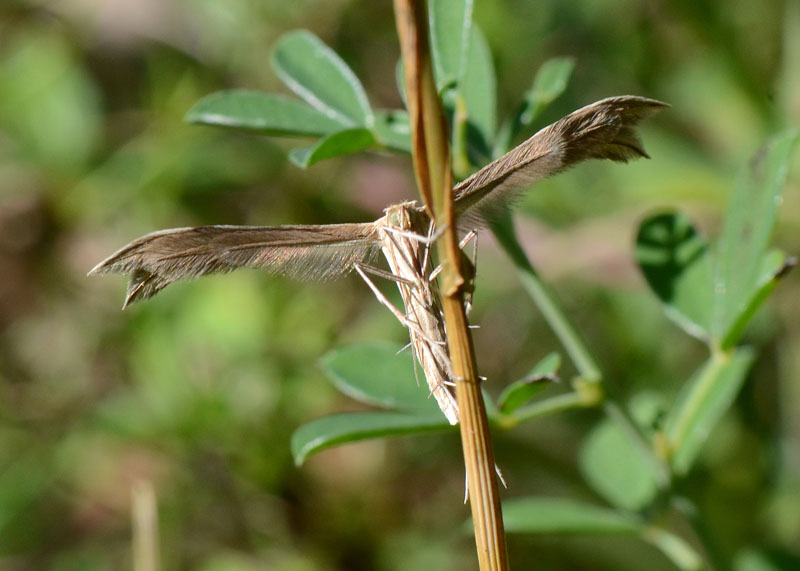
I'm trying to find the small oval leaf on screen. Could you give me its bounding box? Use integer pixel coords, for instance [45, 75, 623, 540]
[579, 419, 659, 511]
[291, 411, 450, 465]
[271, 30, 373, 127]
[714, 130, 799, 347]
[497, 352, 560, 414]
[636, 211, 713, 340]
[502, 497, 642, 535]
[185, 90, 344, 137]
[320, 342, 443, 413]
[372, 109, 411, 152]
[430, 0, 473, 90]
[494, 56, 575, 154]
[459, 26, 496, 158]
[288, 128, 375, 168]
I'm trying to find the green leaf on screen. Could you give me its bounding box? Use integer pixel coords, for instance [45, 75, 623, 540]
[664, 347, 756, 474]
[713, 130, 799, 348]
[578, 418, 659, 511]
[527, 57, 576, 110]
[429, 0, 473, 90]
[291, 411, 450, 465]
[497, 352, 560, 414]
[502, 497, 642, 535]
[320, 342, 443, 414]
[271, 30, 373, 127]
[494, 57, 575, 155]
[635, 211, 714, 340]
[458, 26, 497, 159]
[720, 249, 795, 349]
[288, 128, 375, 168]
[185, 90, 345, 137]
[372, 109, 411, 152]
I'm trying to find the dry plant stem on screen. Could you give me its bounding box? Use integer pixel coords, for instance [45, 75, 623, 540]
[132, 480, 159, 571]
[393, 1, 509, 570]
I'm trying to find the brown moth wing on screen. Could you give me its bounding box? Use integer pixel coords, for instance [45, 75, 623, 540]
[89, 223, 380, 307]
[453, 96, 668, 226]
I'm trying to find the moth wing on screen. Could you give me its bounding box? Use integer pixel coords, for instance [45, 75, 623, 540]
[89, 223, 380, 307]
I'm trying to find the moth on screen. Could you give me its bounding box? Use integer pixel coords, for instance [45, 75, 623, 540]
[90, 96, 667, 424]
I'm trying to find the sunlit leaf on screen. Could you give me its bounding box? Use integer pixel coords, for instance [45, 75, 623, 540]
[497, 352, 560, 414]
[288, 128, 375, 168]
[502, 497, 642, 534]
[429, 0, 473, 90]
[713, 130, 799, 348]
[636, 211, 714, 340]
[373, 109, 411, 152]
[495, 56, 575, 154]
[458, 26, 496, 160]
[579, 418, 659, 510]
[291, 411, 449, 465]
[185, 90, 345, 136]
[271, 30, 373, 127]
[665, 347, 755, 474]
[320, 342, 442, 413]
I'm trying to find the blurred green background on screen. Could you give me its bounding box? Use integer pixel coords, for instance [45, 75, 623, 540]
[1, 1, 799, 569]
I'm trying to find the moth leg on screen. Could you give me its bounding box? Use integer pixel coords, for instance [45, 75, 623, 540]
[354, 263, 431, 344]
[381, 221, 448, 247]
[354, 263, 412, 325]
[460, 230, 478, 314]
[426, 229, 478, 315]
[355, 262, 415, 287]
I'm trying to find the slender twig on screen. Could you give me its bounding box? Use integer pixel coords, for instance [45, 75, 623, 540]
[393, 1, 509, 569]
[132, 480, 159, 571]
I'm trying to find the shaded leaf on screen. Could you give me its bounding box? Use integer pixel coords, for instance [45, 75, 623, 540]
[288, 128, 375, 168]
[271, 30, 373, 127]
[713, 130, 799, 348]
[185, 90, 345, 137]
[527, 57, 577, 111]
[495, 57, 575, 154]
[458, 26, 496, 160]
[429, 0, 473, 90]
[291, 411, 450, 465]
[579, 418, 659, 510]
[502, 497, 642, 535]
[373, 109, 411, 152]
[665, 347, 756, 474]
[320, 342, 442, 413]
[720, 249, 795, 349]
[636, 211, 714, 340]
[497, 352, 560, 414]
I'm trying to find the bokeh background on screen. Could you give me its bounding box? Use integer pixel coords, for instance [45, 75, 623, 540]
[1, 0, 799, 569]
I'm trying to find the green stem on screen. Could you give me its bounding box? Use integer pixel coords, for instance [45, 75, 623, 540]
[490, 213, 673, 489]
[489, 214, 601, 383]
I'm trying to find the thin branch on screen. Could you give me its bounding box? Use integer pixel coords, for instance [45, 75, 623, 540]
[393, 2, 509, 570]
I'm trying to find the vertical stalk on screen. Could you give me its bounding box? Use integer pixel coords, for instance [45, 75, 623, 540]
[393, 1, 509, 569]
[132, 480, 159, 571]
